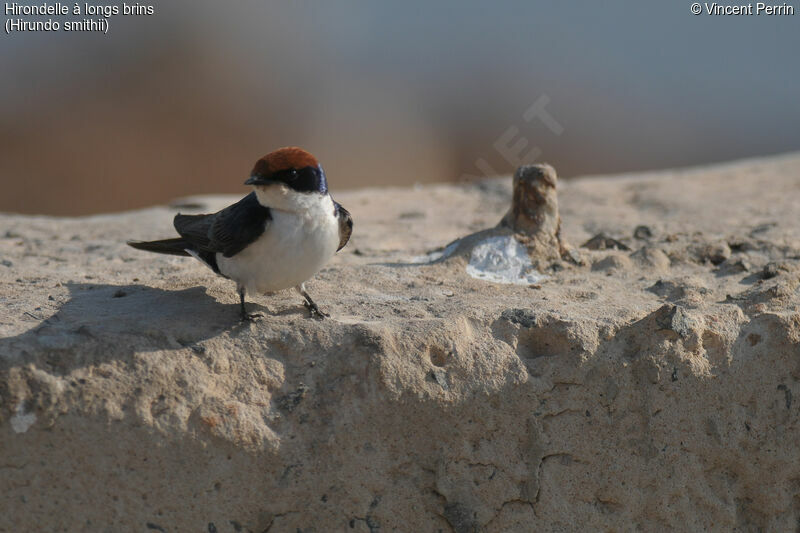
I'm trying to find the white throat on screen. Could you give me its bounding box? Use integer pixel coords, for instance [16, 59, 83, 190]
[254, 184, 330, 215]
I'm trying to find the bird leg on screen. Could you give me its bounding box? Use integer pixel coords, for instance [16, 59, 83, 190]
[296, 284, 328, 319]
[238, 286, 262, 322]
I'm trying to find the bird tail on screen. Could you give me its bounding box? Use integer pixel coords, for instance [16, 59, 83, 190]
[127, 238, 191, 256]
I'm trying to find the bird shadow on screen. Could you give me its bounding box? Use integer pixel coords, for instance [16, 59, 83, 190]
[0, 282, 274, 374]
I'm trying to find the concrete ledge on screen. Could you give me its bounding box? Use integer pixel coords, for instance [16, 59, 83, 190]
[2, 153, 800, 531]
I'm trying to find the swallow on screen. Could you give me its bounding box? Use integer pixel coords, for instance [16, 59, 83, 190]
[128, 147, 352, 321]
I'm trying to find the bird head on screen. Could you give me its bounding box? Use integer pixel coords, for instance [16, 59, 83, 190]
[245, 147, 327, 196]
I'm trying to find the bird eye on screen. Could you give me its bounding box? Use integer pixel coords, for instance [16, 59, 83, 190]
[289, 169, 298, 179]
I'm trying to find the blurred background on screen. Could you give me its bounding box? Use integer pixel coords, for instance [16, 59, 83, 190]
[1, 1, 799, 215]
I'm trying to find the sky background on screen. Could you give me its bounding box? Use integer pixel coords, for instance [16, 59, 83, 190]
[2, 1, 799, 215]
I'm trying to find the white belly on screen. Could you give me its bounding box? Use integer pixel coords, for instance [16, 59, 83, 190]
[216, 199, 340, 294]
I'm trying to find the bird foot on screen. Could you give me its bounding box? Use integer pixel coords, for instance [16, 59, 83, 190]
[240, 312, 263, 322]
[303, 301, 329, 320]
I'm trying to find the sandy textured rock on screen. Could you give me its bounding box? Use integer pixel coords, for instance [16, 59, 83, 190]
[1, 153, 800, 532]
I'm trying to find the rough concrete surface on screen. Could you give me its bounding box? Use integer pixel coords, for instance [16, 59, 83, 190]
[1, 153, 800, 532]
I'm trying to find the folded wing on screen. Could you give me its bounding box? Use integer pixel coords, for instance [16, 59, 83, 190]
[334, 201, 353, 252]
[174, 192, 272, 258]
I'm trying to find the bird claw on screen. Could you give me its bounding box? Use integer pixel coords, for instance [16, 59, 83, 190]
[304, 301, 329, 320]
[240, 312, 263, 322]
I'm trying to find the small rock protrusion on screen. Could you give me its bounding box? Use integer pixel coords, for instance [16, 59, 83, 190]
[582, 233, 631, 251]
[501, 164, 567, 261]
[591, 254, 633, 273]
[634, 225, 653, 240]
[762, 261, 790, 279]
[716, 258, 750, 276]
[689, 242, 731, 266]
[631, 246, 671, 272]
[431, 369, 449, 390]
[504, 164, 559, 236]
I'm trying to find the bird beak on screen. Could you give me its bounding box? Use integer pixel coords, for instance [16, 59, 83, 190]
[245, 175, 274, 186]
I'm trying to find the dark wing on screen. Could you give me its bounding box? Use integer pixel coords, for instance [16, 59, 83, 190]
[173, 192, 271, 258]
[334, 201, 353, 252]
[127, 237, 191, 256]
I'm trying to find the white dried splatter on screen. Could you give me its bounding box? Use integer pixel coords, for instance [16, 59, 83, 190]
[10, 403, 36, 434]
[466, 235, 547, 285]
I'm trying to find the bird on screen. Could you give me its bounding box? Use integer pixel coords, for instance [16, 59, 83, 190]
[127, 147, 352, 321]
